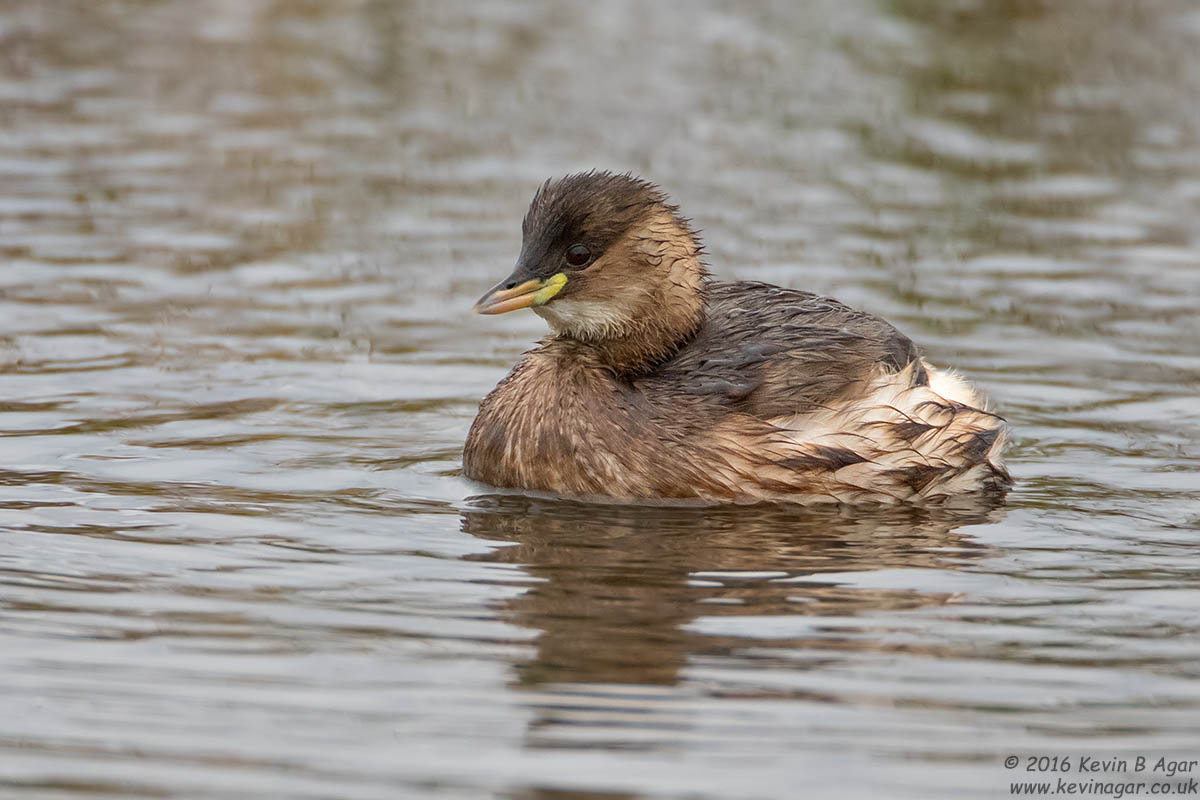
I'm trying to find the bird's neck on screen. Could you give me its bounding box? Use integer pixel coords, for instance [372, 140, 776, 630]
[560, 282, 706, 376]
[586, 321, 703, 377]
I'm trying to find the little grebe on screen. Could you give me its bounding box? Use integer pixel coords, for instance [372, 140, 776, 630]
[464, 172, 1010, 504]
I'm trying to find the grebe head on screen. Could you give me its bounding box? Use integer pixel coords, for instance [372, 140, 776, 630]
[473, 171, 707, 346]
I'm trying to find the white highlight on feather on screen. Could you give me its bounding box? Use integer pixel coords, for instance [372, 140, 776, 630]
[925, 365, 984, 408]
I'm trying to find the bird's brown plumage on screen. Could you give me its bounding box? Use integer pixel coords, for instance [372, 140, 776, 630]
[464, 171, 1010, 504]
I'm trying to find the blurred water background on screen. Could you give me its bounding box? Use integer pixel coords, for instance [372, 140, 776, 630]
[1, 1, 1199, 798]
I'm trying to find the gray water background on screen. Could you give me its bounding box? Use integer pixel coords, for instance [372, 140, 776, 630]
[1, 1, 1199, 798]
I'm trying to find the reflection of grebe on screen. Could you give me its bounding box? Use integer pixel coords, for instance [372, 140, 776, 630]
[460, 496, 1003, 687]
[465, 172, 1009, 504]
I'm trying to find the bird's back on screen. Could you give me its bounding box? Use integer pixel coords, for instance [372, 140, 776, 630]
[629, 281, 1011, 503]
[639, 281, 923, 419]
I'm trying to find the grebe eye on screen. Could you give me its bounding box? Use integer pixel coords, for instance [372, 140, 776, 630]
[565, 243, 592, 268]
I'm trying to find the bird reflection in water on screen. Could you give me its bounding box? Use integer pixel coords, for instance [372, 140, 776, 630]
[460, 495, 1005, 689]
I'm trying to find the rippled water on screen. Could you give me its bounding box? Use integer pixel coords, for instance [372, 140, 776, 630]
[2, 1, 1199, 798]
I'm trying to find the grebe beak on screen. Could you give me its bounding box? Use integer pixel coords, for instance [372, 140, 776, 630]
[473, 272, 567, 315]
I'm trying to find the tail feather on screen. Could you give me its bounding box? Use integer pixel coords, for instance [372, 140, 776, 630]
[763, 361, 1010, 503]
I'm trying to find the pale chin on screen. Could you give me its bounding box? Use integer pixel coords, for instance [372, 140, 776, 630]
[533, 298, 631, 340]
